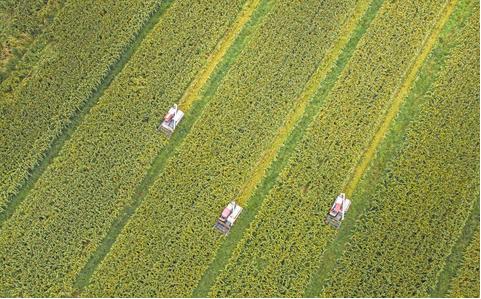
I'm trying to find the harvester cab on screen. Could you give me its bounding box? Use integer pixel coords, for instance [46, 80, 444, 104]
[158, 104, 184, 137]
[214, 201, 243, 235]
[325, 193, 351, 229]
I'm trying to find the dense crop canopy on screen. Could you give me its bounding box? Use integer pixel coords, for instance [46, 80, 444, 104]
[0, 0, 246, 296]
[209, 0, 450, 297]
[84, 0, 366, 296]
[322, 8, 479, 297]
[0, 0, 477, 296]
[448, 228, 480, 298]
[0, 0, 162, 211]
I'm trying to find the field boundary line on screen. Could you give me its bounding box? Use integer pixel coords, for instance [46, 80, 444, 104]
[305, 0, 460, 296]
[235, 0, 373, 207]
[178, 0, 262, 111]
[192, 0, 384, 295]
[344, 0, 458, 196]
[0, 0, 174, 229]
[73, 1, 265, 293]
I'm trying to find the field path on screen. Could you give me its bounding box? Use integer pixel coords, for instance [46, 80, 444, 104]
[192, 0, 385, 295]
[304, 0, 460, 295]
[0, 0, 174, 228]
[74, 0, 265, 292]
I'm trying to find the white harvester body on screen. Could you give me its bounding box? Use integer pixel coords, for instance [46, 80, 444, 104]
[214, 201, 243, 235]
[325, 193, 351, 229]
[158, 104, 184, 137]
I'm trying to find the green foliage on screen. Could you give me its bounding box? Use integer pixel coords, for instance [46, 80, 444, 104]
[448, 228, 480, 298]
[0, 0, 247, 296]
[321, 9, 479, 297]
[0, 0, 163, 211]
[82, 0, 366, 296]
[209, 0, 450, 297]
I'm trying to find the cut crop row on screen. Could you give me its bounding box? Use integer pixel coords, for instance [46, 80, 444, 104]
[209, 0, 450, 297]
[0, 0, 163, 211]
[307, 0, 477, 295]
[82, 0, 366, 297]
[0, 0, 247, 296]
[321, 7, 479, 297]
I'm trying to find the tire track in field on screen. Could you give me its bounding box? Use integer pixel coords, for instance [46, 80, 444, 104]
[178, 0, 262, 111]
[305, 0, 459, 295]
[73, 0, 265, 293]
[192, 0, 384, 295]
[234, 0, 373, 208]
[431, 195, 480, 297]
[0, 0, 174, 228]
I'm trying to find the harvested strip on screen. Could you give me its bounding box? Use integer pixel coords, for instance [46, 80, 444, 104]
[321, 8, 479, 297]
[433, 193, 480, 296]
[73, 0, 264, 292]
[193, 0, 383, 295]
[305, 0, 476, 294]
[0, 0, 247, 296]
[178, 0, 261, 111]
[0, 0, 164, 212]
[210, 1, 449, 297]
[84, 0, 365, 296]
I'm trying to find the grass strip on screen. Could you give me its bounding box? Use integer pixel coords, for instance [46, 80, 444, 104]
[192, 0, 382, 295]
[306, 0, 470, 295]
[178, 0, 262, 111]
[320, 3, 479, 295]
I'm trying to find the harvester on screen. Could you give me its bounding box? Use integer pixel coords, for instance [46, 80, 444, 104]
[158, 104, 184, 137]
[214, 201, 243, 235]
[325, 193, 351, 229]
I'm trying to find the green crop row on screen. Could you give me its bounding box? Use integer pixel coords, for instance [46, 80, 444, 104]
[448, 227, 480, 298]
[0, 0, 247, 296]
[321, 8, 479, 297]
[209, 0, 450, 297]
[82, 0, 365, 297]
[0, 0, 164, 211]
[0, 0, 64, 81]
